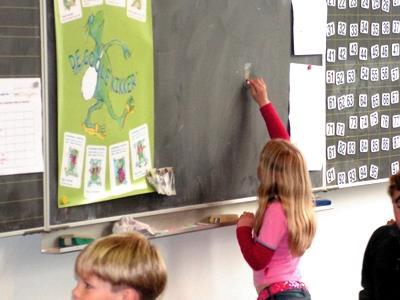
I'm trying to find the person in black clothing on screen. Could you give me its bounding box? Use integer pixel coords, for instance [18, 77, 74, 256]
[359, 172, 400, 300]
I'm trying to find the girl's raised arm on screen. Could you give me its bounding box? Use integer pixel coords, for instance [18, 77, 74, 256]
[247, 78, 290, 140]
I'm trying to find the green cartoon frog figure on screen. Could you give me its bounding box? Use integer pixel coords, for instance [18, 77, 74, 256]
[114, 158, 127, 185]
[68, 11, 136, 139]
[65, 147, 78, 177]
[136, 140, 148, 168]
[88, 159, 102, 186]
[63, 0, 76, 10]
[132, 0, 142, 9]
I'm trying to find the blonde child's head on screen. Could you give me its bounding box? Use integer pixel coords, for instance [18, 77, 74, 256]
[73, 232, 167, 300]
[254, 139, 316, 256]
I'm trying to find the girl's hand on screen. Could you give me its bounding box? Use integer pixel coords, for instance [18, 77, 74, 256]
[237, 211, 255, 228]
[247, 78, 271, 108]
[387, 219, 396, 225]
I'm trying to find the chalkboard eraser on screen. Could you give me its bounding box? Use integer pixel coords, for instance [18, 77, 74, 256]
[315, 199, 332, 207]
[58, 235, 94, 248]
[207, 214, 239, 225]
[72, 237, 95, 246]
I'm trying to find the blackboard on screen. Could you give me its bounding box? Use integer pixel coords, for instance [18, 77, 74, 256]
[325, 1, 400, 187]
[46, 0, 323, 227]
[1, 0, 324, 234]
[0, 0, 43, 234]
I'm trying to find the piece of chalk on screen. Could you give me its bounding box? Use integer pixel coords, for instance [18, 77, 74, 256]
[58, 235, 74, 247]
[244, 62, 251, 80]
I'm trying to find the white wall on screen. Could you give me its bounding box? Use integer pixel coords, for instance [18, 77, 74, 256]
[0, 182, 393, 300]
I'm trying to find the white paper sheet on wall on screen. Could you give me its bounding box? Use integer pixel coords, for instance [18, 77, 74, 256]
[0, 78, 43, 176]
[289, 63, 325, 171]
[292, 0, 327, 55]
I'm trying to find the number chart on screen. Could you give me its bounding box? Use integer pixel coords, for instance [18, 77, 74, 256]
[326, 0, 400, 186]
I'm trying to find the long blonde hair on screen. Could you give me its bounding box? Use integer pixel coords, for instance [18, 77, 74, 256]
[75, 232, 167, 300]
[254, 139, 316, 256]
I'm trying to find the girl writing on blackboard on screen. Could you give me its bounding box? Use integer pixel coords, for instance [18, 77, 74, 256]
[237, 78, 316, 300]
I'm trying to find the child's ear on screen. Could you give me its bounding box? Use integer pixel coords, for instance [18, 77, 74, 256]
[121, 287, 140, 300]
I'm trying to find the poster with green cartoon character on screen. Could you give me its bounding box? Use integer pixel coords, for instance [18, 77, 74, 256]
[55, 0, 154, 207]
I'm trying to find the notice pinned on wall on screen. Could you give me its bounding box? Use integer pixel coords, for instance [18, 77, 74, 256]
[292, 0, 327, 55]
[0, 78, 43, 176]
[289, 63, 325, 171]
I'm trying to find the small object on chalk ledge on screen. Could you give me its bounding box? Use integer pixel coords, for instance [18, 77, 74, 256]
[58, 235, 94, 248]
[315, 199, 332, 207]
[113, 216, 155, 236]
[208, 214, 239, 225]
[58, 234, 74, 247]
